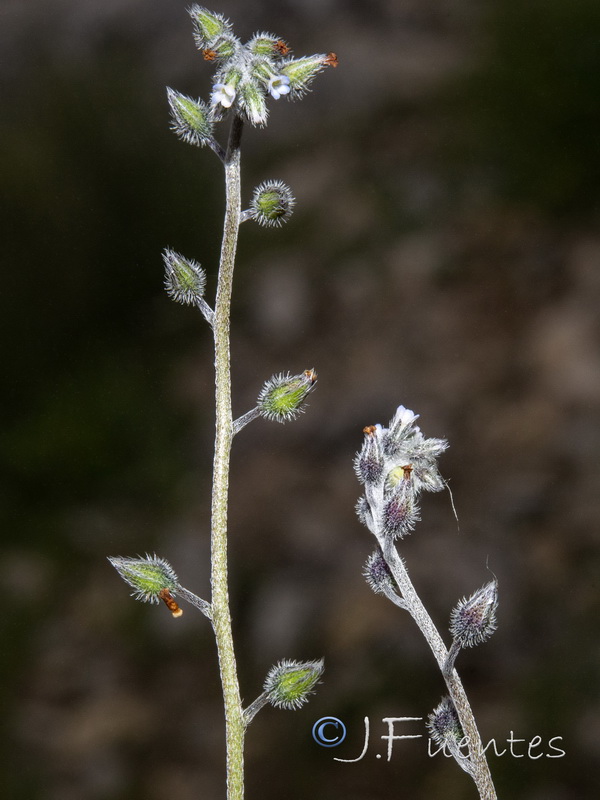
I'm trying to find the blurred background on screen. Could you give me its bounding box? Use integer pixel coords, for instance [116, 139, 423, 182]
[2, 0, 600, 798]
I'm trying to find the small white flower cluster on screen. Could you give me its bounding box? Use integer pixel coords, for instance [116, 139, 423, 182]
[354, 405, 448, 542]
[190, 5, 336, 126]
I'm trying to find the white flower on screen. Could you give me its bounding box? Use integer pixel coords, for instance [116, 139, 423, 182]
[389, 405, 419, 434]
[267, 74, 290, 100]
[211, 82, 236, 108]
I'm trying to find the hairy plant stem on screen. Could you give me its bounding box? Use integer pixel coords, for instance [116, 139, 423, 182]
[210, 114, 245, 800]
[382, 541, 497, 800]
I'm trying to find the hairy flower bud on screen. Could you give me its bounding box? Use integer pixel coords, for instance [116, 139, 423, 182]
[427, 696, 464, 746]
[247, 32, 290, 57]
[450, 581, 498, 648]
[189, 5, 234, 50]
[363, 551, 396, 595]
[257, 369, 317, 422]
[355, 496, 374, 529]
[280, 54, 336, 98]
[264, 659, 324, 710]
[238, 79, 269, 126]
[382, 480, 420, 539]
[108, 554, 180, 604]
[250, 180, 295, 227]
[167, 88, 214, 147]
[163, 249, 206, 305]
[354, 425, 384, 485]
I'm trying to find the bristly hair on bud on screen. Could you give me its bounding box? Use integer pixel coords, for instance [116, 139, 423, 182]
[257, 369, 317, 422]
[363, 550, 396, 595]
[450, 581, 498, 648]
[189, 5, 235, 51]
[250, 180, 295, 227]
[163, 248, 206, 305]
[108, 554, 180, 604]
[263, 659, 324, 710]
[247, 32, 291, 57]
[237, 78, 269, 126]
[354, 424, 385, 486]
[280, 54, 336, 99]
[167, 88, 214, 147]
[427, 696, 464, 746]
[355, 495, 374, 530]
[382, 480, 420, 539]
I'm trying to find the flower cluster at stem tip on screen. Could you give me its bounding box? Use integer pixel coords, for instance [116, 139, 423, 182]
[168, 5, 338, 135]
[355, 405, 448, 542]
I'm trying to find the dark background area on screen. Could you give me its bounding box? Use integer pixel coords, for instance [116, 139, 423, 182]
[2, 1, 600, 798]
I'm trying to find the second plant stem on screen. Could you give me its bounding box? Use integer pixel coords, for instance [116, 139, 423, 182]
[383, 542, 497, 800]
[210, 114, 245, 800]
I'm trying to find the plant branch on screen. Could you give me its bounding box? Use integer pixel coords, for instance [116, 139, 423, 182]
[381, 538, 497, 800]
[232, 406, 261, 436]
[243, 691, 270, 726]
[177, 586, 212, 619]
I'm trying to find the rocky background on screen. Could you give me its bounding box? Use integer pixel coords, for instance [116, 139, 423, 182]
[2, 0, 600, 798]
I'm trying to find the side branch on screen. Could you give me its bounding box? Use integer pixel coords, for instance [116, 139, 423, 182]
[382, 540, 497, 799]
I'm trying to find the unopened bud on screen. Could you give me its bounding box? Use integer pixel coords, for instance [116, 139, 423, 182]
[355, 496, 373, 529]
[450, 581, 498, 648]
[264, 659, 324, 710]
[257, 369, 317, 423]
[427, 696, 464, 746]
[238, 79, 269, 126]
[167, 88, 214, 147]
[189, 5, 233, 50]
[108, 554, 180, 605]
[382, 481, 419, 539]
[354, 425, 384, 485]
[250, 180, 295, 227]
[280, 54, 336, 98]
[363, 551, 395, 595]
[248, 33, 290, 57]
[163, 248, 206, 305]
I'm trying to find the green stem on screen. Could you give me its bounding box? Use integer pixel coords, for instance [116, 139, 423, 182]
[210, 114, 245, 800]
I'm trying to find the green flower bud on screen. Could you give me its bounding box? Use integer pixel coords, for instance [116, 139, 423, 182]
[202, 34, 240, 63]
[108, 554, 180, 604]
[163, 248, 207, 305]
[257, 369, 317, 423]
[247, 33, 291, 58]
[250, 180, 295, 227]
[167, 88, 214, 147]
[280, 53, 337, 98]
[189, 5, 233, 50]
[264, 659, 324, 710]
[238, 79, 269, 126]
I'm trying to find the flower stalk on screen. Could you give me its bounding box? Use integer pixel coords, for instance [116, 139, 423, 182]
[209, 113, 245, 800]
